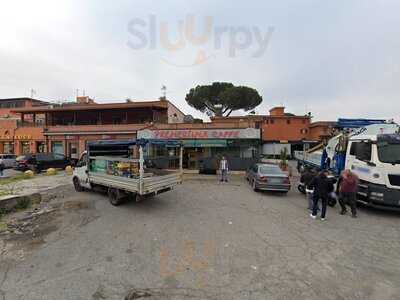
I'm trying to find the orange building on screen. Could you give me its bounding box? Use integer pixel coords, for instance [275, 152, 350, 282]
[261, 107, 311, 142]
[308, 121, 337, 143]
[11, 98, 185, 160]
[0, 98, 49, 119]
[0, 98, 49, 155]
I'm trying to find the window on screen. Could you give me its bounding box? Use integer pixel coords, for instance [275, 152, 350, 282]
[350, 142, 372, 161]
[51, 141, 64, 155]
[77, 153, 88, 167]
[270, 119, 274, 124]
[20, 141, 30, 154]
[286, 119, 291, 124]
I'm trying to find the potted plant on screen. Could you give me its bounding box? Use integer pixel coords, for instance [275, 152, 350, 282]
[279, 148, 289, 171]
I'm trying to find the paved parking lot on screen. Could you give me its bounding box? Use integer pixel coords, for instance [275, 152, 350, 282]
[1, 175, 400, 299]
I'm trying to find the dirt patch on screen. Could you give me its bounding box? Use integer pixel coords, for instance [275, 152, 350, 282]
[63, 200, 91, 210]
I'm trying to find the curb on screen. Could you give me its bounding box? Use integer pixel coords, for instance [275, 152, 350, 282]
[0, 193, 41, 211]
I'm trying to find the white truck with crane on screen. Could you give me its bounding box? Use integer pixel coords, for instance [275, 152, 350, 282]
[295, 123, 400, 210]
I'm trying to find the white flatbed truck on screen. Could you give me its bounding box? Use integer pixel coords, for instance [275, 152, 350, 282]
[72, 139, 183, 206]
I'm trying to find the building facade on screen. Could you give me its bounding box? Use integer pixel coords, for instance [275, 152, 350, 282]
[138, 122, 261, 171]
[11, 98, 185, 159]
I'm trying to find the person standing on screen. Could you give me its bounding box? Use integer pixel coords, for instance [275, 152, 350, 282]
[338, 170, 359, 218]
[219, 156, 229, 182]
[0, 161, 4, 178]
[309, 170, 333, 221]
[300, 167, 316, 210]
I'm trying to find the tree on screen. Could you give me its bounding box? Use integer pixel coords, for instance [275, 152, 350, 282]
[185, 82, 263, 117]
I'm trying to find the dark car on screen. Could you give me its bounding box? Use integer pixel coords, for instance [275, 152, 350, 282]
[246, 163, 291, 193]
[15, 155, 30, 171]
[15, 153, 71, 173]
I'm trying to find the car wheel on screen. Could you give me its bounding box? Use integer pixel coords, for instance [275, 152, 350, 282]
[252, 180, 258, 192]
[73, 177, 84, 192]
[108, 188, 124, 206]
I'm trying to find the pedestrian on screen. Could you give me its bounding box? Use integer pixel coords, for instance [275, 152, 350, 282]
[338, 169, 359, 218]
[0, 161, 4, 178]
[300, 167, 316, 211]
[309, 170, 334, 221]
[219, 156, 229, 182]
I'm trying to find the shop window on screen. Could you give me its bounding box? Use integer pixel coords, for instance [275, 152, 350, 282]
[20, 141, 30, 154]
[3, 142, 14, 154]
[51, 141, 64, 155]
[36, 142, 45, 153]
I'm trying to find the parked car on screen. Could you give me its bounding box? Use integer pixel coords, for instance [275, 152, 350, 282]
[0, 154, 17, 169]
[15, 153, 71, 173]
[15, 155, 30, 171]
[246, 163, 291, 193]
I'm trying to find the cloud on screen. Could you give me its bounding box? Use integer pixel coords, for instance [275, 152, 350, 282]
[0, 0, 399, 122]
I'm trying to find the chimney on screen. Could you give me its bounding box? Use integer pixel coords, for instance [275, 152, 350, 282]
[269, 106, 285, 116]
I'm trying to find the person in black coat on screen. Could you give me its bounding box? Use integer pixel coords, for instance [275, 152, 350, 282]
[309, 170, 334, 220]
[0, 161, 4, 177]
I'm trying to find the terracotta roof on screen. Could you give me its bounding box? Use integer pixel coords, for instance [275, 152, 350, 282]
[11, 100, 169, 114]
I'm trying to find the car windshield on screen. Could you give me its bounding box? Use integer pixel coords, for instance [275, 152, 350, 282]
[377, 142, 400, 164]
[259, 165, 283, 174]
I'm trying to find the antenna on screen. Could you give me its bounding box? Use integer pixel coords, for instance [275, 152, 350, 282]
[30, 89, 36, 98]
[161, 85, 167, 98]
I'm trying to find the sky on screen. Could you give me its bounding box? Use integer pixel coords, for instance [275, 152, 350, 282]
[0, 0, 399, 122]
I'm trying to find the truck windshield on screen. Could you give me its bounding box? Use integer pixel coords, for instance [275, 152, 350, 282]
[377, 142, 400, 164]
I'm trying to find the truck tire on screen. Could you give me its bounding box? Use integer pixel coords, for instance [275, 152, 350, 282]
[108, 188, 124, 206]
[73, 177, 84, 192]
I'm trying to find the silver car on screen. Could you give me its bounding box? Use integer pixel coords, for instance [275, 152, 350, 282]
[246, 163, 291, 193]
[0, 154, 17, 168]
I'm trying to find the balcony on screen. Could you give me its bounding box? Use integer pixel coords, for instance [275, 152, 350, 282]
[44, 124, 149, 135]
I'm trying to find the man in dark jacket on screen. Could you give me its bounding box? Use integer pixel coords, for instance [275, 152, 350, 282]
[309, 170, 334, 221]
[300, 167, 317, 210]
[0, 161, 4, 178]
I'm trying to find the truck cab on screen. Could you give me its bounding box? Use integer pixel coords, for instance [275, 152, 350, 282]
[346, 132, 400, 208]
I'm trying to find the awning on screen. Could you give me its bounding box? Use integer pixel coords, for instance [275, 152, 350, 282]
[183, 139, 227, 148]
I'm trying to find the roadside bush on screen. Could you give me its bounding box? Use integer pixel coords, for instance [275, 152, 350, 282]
[15, 197, 31, 210]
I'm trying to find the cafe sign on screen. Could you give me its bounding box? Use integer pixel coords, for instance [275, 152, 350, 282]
[0, 135, 32, 140]
[138, 128, 260, 140]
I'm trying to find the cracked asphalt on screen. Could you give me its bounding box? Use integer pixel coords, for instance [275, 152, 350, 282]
[1, 175, 400, 299]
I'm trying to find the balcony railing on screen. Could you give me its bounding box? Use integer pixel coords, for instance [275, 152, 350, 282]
[17, 120, 45, 127]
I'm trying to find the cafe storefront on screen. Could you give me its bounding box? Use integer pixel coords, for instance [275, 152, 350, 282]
[137, 128, 261, 171]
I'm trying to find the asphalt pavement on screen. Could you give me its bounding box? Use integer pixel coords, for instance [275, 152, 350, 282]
[1, 175, 400, 300]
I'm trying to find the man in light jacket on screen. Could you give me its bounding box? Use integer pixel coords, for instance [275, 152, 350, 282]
[220, 156, 229, 182]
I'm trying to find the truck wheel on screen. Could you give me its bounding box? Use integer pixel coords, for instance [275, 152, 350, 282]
[73, 177, 84, 192]
[108, 188, 124, 206]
